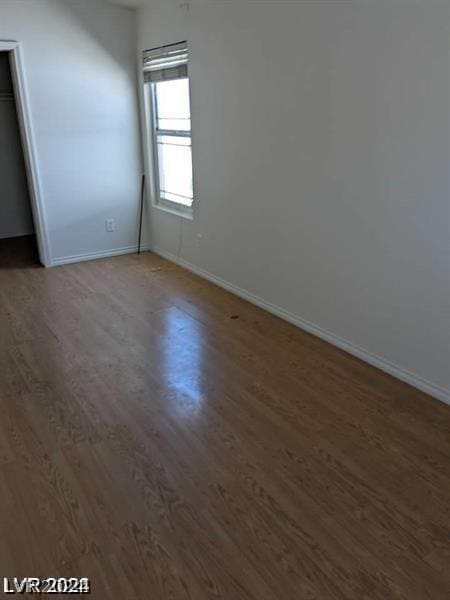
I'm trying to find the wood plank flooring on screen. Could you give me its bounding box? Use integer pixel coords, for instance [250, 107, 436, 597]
[0, 236, 449, 599]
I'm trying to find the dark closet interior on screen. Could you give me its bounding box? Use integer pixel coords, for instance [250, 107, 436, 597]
[0, 51, 38, 266]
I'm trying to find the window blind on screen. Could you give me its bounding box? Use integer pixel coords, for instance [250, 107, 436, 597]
[143, 42, 188, 84]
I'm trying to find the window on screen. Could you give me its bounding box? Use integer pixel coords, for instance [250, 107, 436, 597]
[143, 42, 194, 214]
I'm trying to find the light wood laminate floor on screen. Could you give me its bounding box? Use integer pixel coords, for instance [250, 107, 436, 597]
[0, 236, 449, 599]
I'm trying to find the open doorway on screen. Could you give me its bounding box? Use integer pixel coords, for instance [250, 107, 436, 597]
[0, 51, 38, 266]
[0, 41, 50, 267]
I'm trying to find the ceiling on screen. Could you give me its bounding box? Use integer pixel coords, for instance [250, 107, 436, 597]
[107, 0, 149, 9]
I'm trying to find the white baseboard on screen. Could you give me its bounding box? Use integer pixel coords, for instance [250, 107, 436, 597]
[50, 244, 150, 267]
[152, 245, 450, 405]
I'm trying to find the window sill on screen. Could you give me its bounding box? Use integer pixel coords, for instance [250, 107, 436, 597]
[152, 201, 194, 220]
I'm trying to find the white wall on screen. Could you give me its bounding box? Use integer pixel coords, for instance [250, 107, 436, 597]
[0, 0, 145, 262]
[0, 52, 34, 239]
[138, 0, 450, 402]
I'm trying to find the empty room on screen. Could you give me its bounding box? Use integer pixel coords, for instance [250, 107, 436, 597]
[0, 0, 449, 598]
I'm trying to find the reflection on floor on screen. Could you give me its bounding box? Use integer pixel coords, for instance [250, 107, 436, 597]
[0, 240, 449, 599]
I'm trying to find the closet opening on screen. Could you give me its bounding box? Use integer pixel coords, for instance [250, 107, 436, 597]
[0, 51, 37, 266]
[0, 42, 50, 267]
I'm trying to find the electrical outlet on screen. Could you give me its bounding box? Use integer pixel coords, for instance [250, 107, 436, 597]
[105, 218, 116, 233]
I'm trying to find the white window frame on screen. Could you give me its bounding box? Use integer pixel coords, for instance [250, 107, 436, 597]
[147, 79, 194, 218]
[142, 41, 195, 220]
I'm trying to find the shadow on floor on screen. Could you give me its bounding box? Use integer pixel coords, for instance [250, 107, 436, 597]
[0, 235, 41, 269]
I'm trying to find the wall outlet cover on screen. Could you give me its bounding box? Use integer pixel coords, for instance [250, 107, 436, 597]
[105, 218, 116, 232]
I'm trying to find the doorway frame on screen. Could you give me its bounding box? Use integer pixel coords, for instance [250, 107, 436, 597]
[0, 40, 50, 266]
